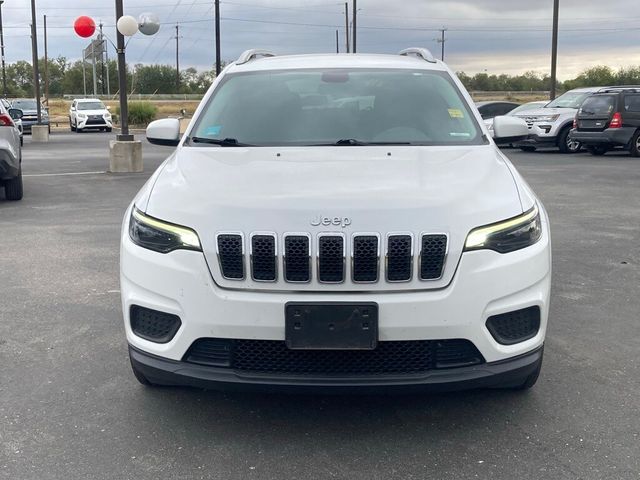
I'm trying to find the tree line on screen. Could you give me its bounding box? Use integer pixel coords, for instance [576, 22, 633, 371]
[3, 56, 216, 97]
[3, 58, 640, 98]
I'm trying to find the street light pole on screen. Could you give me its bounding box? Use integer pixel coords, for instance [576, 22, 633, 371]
[214, 0, 221, 76]
[352, 0, 357, 53]
[30, 0, 42, 125]
[0, 1, 7, 97]
[115, 0, 132, 140]
[550, 0, 559, 100]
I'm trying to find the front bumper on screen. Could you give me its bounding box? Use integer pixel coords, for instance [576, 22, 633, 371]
[130, 343, 543, 392]
[569, 127, 635, 147]
[77, 116, 112, 129]
[514, 123, 561, 148]
[21, 119, 49, 133]
[121, 205, 551, 389]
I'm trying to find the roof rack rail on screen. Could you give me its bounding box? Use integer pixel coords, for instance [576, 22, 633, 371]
[398, 48, 437, 64]
[598, 88, 640, 94]
[236, 49, 276, 65]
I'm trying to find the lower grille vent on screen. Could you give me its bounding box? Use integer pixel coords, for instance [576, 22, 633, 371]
[184, 338, 484, 375]
[486, 307, 541, 345]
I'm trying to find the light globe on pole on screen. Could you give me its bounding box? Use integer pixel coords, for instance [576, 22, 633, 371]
[117, 15, 138, 36]
[74, 15, 96, 38]
[138, 13, 160, 36]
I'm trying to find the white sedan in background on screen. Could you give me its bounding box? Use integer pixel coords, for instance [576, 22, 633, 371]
[485, 101, 549, 142]
[69, 98, 113, 133]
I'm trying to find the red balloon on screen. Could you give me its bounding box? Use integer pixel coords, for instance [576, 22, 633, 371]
[74, 16, 96, 38]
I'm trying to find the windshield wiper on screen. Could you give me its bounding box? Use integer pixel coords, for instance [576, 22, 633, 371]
[314, 139, 412, 146]
[190, 136, 252, 146]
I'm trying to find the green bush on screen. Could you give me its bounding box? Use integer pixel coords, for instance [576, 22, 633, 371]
[115, 102, 158, 125]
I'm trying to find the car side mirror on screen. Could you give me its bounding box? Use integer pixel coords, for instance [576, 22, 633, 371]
[71, 106, 76, 111]
[8, 108, 23, 120]
[492, 116, 529, 142]
[146, 118, 181, 147]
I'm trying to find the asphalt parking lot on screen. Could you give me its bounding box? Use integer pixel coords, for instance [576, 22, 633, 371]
[1, 132, 640, 479]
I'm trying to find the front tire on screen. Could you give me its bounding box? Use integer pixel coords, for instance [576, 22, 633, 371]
[76, 127, 83, 133]
[558, 126, 581, 153]
[630, 130, 640, 157]
[587, 145, 608, 156]
[4, 167, 23, 201]
[70, 118, 76, 132]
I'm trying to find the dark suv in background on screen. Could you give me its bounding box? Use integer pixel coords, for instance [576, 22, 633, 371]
[570, 87, 640, 156]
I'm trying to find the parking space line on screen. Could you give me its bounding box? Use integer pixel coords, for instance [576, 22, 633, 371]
[23, 171, 106, 177]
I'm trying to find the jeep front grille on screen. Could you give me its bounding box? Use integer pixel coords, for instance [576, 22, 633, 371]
[215, 231, 447, 285]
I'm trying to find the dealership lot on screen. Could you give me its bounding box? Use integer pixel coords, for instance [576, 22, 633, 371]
[1, 133, 640, 479]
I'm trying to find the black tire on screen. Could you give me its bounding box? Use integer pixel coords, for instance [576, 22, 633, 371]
[630, 130, 640, 157]
[106, 127, 112, 133]
[4, 167, 23, 201]
[76, 127, 83, 133]
[129, 355, 155, 386]
[70, 118, 75, 132]
[48, 124, 51, 134]
[587, 145, 608, 156]
[20, 137, 23, 147]
[519, 146, 536, 152]
[558, 126, 581, 153]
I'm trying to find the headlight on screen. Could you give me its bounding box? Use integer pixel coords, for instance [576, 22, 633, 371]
[104, 113, 112, 119]
[531, 115, 559, 123]
[129, 208, 201, 253]
[464, 204, 542, 254]
[78, 113, 87, 118]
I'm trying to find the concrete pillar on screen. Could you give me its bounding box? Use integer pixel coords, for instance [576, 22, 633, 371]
[109, 140, 143, 173]
[31, 125, 49, 142]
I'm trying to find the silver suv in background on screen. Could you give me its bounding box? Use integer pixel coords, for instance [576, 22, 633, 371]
[514, 87, 613, 153]
[0, 102, 24, 200]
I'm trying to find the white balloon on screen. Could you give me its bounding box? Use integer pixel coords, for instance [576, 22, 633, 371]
[138, 13, 160, 36]
[117, 15, 139, 37]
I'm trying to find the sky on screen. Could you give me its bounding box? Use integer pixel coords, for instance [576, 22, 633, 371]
[1, 0, 639, 80]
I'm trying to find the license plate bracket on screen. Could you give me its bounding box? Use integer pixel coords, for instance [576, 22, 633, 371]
[285, 302, 378, 350]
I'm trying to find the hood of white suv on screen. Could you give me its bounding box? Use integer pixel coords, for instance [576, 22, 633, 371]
[142, 144, 523, 291]
[515, 107, 576, 117]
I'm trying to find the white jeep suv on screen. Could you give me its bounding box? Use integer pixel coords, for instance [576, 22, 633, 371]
[121, 49, 551, 393]
[69, 98, 112, 133]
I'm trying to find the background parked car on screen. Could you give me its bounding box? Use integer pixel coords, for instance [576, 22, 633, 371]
[484, 101, 549, 143]
[0, 102, 23, 200]
[570, 87, 640, 156]
[10, 98, 50, 134]
[1, 99, 22, 146]
[475, 101, 520, 120]
[69, 98, 113, 133]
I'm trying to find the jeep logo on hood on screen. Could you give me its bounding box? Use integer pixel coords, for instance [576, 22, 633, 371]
[310, 215, 352, 228]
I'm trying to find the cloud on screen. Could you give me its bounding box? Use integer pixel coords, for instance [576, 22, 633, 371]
[0, 0, 637, 79]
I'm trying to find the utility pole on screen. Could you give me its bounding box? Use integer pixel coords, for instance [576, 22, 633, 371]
[550, 0, 559, 100]
[352, 0, 357, 53]
[214, 0, 221, 76]
[30, 0, 42, 124]
[335, 30, 339, 53]
[344, 2, 349, 53]
[175, 23, 180, 92]
[437, 27, 447, 61]
[0, 1, 7, 97]
[101, 22, 110, 96]
[115, 0, 131, 140]
[99, 22, 106, 95]
[44, 14, 49, 105]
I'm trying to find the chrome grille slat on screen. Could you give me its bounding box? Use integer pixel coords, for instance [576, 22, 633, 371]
[216, 233, 245, 280]
[250, 233, 277, 282]
[386, 234, 413, 282]
[283, 234, 311, 282]
[420, 234, 448, 280]
[317, 234, 345, 283]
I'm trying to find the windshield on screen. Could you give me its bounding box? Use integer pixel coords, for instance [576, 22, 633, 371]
[546, 91, 591, 109]
[509, 102, 547, 115]
[77, 101, 106, 111]
[13, 99, 38, 110]
[190, 69, 483, 146]
[579, 95, 615, 115]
